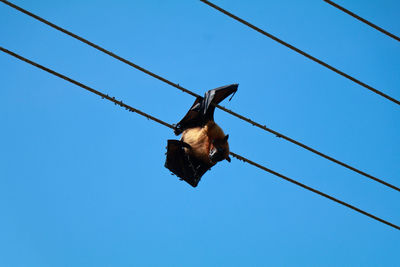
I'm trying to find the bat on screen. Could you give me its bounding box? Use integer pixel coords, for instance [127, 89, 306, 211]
[165, 84, 238, 187]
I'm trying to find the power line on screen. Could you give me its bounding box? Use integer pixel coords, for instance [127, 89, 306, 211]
[231, 152, 400, 231]
[324, 0, 400, 42]
[1, 46, 398, 231]
[0, 47, 174, 130]
[1, 0, 397, 192]
[199, 0, 400, 106]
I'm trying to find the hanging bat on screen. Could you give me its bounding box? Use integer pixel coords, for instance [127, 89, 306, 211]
[165, 84, 238, 187]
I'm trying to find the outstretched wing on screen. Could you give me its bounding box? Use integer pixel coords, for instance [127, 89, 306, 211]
[174, 83, 238, 135]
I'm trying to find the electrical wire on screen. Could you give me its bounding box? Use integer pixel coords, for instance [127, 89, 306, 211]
[324, 0, 400, 42]
[199, 0, 400, 106]
[1, 46, 399, 231]
[1, 0, 397, 192]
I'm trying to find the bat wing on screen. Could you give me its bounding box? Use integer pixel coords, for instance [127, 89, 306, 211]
[174, 83, 238, 135]
[165, 140, 212, 187]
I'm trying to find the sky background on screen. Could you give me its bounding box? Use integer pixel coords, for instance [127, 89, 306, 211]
[1, 0, 399, 266]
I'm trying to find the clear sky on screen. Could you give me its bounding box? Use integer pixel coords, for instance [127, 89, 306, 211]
[1, 0, 399, 266]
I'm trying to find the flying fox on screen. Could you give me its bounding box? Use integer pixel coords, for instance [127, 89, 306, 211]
[165, 84, 238, 187]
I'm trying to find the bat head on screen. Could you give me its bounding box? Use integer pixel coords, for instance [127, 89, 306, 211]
[209, 134, 231, 164]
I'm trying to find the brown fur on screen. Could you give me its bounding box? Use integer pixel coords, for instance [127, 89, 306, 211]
[181, 121, 229, 165]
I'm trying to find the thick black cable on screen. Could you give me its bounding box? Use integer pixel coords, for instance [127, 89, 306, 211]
[1, 0, 398, 192]
[324, 0, 400, 42]
[1, 46, 399, 231]
[199, 0, 400, 106]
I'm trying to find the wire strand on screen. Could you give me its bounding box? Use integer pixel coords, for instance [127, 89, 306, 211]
[324, 0, 400, 42]
[0, 47, 175, 130]
[230, 152, 400, 231]
[1, 0, 397, 192]
[1, 46, 399, 231]
[199, 0, 400, 106]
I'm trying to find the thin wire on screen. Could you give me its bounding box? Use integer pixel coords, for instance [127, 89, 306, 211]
[230, 152, 400, 231]
[1, 46, 399, 231]
[0, 47, 174, 130]
[1, 0, 397, 192]
[324, 0, 400, 42]
[199, 0, 400, 106]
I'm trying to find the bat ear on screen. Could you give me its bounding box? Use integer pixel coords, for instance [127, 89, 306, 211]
[226, 156, 231, 162]
[224, 134, 229, 142]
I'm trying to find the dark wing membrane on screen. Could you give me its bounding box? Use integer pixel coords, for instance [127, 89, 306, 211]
[174, 83, 238, 135]
[165, 140, 212, 187]
[173, 97, 203, 135]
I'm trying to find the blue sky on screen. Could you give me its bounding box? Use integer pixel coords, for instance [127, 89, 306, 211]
[1, 0, 399, 266]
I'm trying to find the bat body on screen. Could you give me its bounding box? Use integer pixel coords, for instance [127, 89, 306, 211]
[181, 121, 230, 164]
[165, 84, 238, 187]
